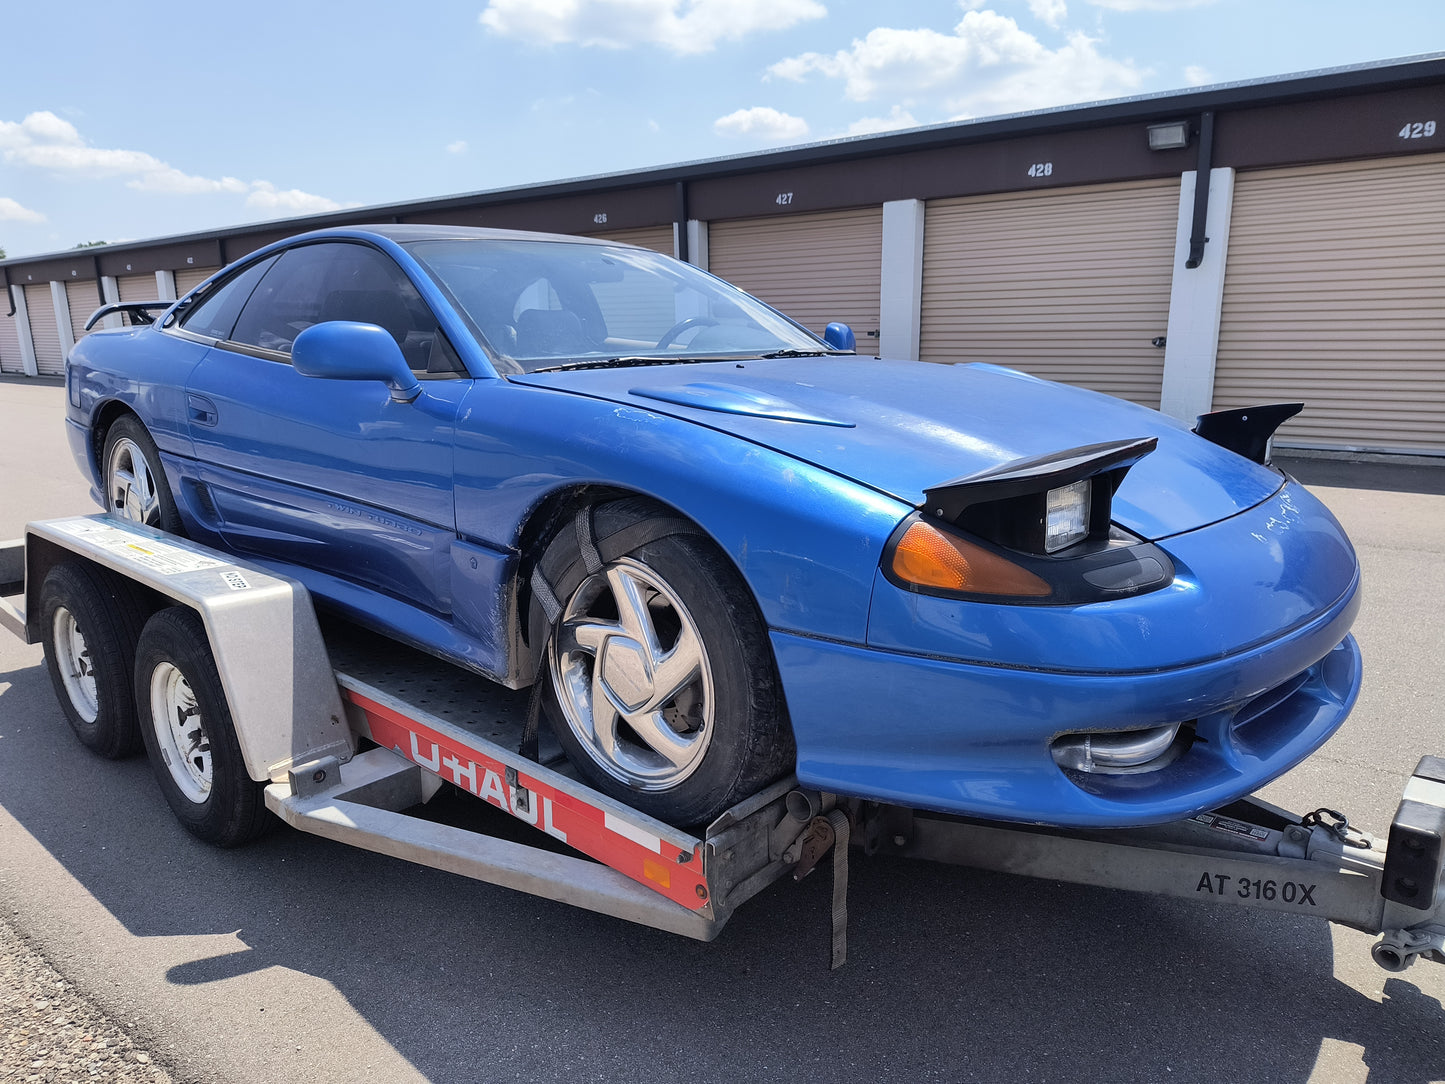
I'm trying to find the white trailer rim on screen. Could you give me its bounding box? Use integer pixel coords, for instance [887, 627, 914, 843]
[150, 661, 212, 803]
[51, 606, 99, 723]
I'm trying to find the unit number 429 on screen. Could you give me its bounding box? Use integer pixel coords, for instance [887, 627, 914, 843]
[1399, 121, 1437, 139]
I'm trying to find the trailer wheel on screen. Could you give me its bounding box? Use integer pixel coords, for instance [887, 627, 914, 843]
[39, 561, 149, 758]
[134, 606, 270, 847]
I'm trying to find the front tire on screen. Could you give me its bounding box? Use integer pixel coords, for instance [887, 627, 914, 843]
[535, 499, 793, 826]
[134, 606, 270, 846]
[102, 415, 183, 534]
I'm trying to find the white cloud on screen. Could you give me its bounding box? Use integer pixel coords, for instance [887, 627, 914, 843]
[1184, 64, 1212, 85]
[479, 0, 826, 54]
[245, 182, 344, 215]
[1028, 0, 1067, 27]
[446, 139, 469, 154]
[0, 110, 344, 219]
[1084, 0, 1213, 9]
[769, 9, 1145, 117]
[845, 106, 920, 136]
[0, 196, 45, 223]
[713, 106, 809, 140]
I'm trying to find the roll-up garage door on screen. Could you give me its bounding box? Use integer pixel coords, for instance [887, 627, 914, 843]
[1213, 153, 1445, 453]
[24, 284, 64, 375]
[174, 267, 217, 298]
[584, 225, 675, 255]
[708, 207, 882, 343]
[0, 295, 24, 374]
[66, 280, 103, 344]
[117, 273, 158, 302]
[920, 178, 1179, 407]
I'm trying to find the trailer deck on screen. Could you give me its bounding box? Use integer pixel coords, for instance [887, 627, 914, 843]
[4, 514, 1442, 972]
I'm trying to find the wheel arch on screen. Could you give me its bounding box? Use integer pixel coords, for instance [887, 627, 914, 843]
[509, 481, 775, 684]
[90, 398, 142, 478]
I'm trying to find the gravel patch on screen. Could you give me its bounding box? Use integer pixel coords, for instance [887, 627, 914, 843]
[0, 916, 172, 1083]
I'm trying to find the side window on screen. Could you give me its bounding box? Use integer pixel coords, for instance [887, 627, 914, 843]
[178, 255, 278, 341]
[230, 242, 464, 374]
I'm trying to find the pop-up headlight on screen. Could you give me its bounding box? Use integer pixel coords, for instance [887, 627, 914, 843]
[890, 437, 1174, 605]
[1045, 479, 1091, 553]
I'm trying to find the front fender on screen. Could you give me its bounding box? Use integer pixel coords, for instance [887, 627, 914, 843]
[454, 379, 910, 644]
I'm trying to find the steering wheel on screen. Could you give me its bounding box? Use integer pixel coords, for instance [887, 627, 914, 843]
[655, 317, 719, 350]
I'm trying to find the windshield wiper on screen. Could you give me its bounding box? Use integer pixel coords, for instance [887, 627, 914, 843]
[755, 348, 832, 359]
[531, 356, 731, 373]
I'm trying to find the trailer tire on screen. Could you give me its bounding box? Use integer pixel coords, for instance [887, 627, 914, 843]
[39, 560, 150, 758]
[134, 606, 271, 847]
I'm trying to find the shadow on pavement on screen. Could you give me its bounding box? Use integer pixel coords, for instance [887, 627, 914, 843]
[1277, 455, 1445, 496]
[1, 658, 1442, 1084]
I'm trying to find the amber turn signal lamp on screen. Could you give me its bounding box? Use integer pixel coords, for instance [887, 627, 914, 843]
[892, 519, 1051, 597]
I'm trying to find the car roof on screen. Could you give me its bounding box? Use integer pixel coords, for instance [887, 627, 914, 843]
[309, 223, 635, 247]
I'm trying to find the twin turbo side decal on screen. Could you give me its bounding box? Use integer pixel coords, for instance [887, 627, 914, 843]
[344, 688, 710, 911]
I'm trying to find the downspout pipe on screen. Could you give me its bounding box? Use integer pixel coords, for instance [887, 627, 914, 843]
[1185, 111, 1215, 269]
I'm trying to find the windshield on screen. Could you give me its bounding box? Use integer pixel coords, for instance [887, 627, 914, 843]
[404, 238, 829, 373]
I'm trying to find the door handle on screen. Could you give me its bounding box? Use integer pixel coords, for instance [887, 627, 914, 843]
[187, 394, 218, 426]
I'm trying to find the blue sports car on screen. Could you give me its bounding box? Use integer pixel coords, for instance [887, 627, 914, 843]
[62, 224, 1362, 828]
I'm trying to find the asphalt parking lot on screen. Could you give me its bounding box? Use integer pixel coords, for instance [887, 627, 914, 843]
[0, 374, 1441, 1084]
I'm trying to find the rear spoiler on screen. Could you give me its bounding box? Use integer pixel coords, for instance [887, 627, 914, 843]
[83, 300, 175, 331]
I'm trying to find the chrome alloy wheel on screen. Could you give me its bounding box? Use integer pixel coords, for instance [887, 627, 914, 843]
[149, 662, 212, 804]
[106, 436, 162, 525]
[550, 558, 715, 791]
[51, 606, 99, 723]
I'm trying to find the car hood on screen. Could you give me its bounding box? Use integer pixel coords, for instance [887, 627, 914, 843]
[510, 358, 1283, 539]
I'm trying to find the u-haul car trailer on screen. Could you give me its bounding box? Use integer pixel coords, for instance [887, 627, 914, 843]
[3, 514, 1443, 973]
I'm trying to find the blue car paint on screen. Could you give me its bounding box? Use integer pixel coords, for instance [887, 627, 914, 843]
[510, 359, 1285, 541]
[61, 224, 1366, 827]
[866, 483, 1359, 672]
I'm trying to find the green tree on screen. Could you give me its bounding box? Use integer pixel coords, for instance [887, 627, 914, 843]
[74, 240, 107, 249]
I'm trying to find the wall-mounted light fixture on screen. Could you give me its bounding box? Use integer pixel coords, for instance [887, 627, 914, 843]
[1147, 120, 1192, 151]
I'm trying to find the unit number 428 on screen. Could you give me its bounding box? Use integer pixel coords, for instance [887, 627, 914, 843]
[1399, 121, 1437, 138]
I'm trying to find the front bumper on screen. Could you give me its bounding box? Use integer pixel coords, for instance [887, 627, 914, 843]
[772, 577, 1361, 827]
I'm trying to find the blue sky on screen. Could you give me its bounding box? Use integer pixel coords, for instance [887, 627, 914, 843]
[1, 0, 1441, 258]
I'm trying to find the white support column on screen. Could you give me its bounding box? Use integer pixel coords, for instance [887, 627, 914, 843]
[685, 220, 708, 271]
[11, 285, 38, 377]
[155, 269, 176, 301]
[101, 275, 122, 329]
[1159, 167, 1235, 423]
[879, 199, 925, 361]
[50, 280, 75, 358]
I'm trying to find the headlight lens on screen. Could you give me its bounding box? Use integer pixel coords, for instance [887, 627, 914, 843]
[1044, 479, 1090, 553]
[891, 519, 1051, 597]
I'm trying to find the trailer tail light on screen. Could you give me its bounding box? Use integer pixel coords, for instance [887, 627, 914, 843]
[1383, 756, 1445, 909]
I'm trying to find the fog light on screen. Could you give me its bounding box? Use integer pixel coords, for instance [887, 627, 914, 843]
[1044, 479, 1090, 553]
[1052, 723, 1181, 773]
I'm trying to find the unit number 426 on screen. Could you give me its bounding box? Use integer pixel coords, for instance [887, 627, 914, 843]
[1399, 121, 1437, 138]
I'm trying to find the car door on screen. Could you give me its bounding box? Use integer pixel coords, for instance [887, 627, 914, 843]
[181, 241, 470, 616]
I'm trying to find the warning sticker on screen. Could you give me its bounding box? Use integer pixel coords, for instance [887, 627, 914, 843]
[1191, 813, 1270, 842]
[46, 519, 227, 576]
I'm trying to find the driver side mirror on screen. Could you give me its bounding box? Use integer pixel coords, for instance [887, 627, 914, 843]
[292, 321, 421, 403]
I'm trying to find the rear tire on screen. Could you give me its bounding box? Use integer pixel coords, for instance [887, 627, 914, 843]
[102, 415, 183, 534]
[535, 499, 794, 827]
[39, 561, 150, 758]
[134, 606, 271, 846]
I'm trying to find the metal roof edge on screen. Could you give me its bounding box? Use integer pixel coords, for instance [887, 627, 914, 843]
[3, 51, 1442, 271]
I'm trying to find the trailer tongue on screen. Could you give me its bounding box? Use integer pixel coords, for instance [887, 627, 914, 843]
[4, 515, 1442, 972]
